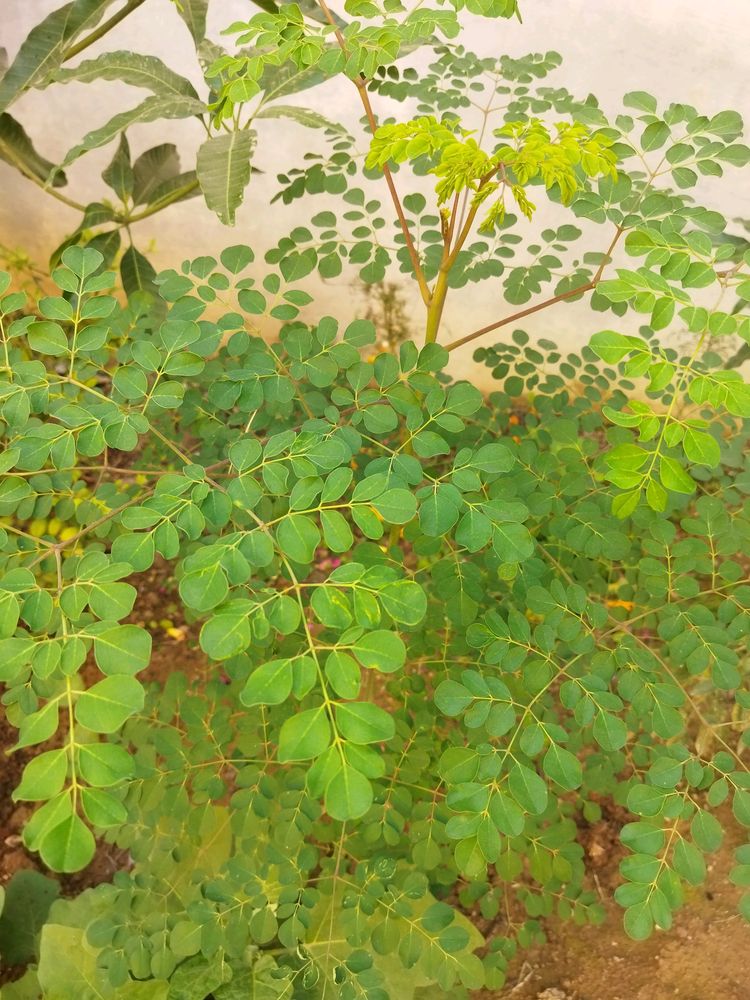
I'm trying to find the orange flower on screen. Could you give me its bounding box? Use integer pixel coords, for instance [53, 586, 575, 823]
[606, 599, 634, 612]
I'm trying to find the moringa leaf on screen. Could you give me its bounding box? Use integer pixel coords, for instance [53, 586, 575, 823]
[120, 245, 158, 298]
[101, 132, 132, 200]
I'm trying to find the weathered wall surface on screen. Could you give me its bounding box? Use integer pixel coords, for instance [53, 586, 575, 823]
[2, 1, 749, 382]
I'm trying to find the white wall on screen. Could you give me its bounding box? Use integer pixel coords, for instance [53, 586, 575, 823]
[2, 0, 749, 381]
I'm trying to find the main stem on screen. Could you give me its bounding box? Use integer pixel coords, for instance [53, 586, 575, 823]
[315, 0, 431, 307]
[62, 0, 148, 61]
[423, 194, 485, 345]
[424, 269, 449, 344]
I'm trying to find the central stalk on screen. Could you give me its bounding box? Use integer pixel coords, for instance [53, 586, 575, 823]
[424, 269, 450, 344]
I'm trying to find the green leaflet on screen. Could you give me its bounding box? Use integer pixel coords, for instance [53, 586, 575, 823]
[240, 658, 294, 706]
[174, 0, 208, 44]
[200, 612, 252, 660]
[90, 623, 150, 674]
[39, 813, 96, 873]
[335, 700, 395, 745]
[120, 245, 159, 298]
[325, 762, 373, 821]
[278, 706, 331, 762]
[75, 675, 145, 733]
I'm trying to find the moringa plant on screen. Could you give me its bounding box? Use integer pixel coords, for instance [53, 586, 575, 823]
[1, 1, 750, 998]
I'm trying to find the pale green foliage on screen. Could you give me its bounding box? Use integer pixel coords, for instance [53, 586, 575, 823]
[1, 1, 750, 999]
[365, 114, 616, 234]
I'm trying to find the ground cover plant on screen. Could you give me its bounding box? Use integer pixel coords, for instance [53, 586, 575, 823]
[1, 0, 750, 997]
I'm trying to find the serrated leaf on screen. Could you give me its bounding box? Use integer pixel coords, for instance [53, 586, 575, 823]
[255, 104, 344, 131]
[0, 0, 120, 113]
[196, 130, 255, 225]
[59, 94, 205, 171]
[132, 143, 181, 205]
[0, 112, 66, 186]
[52, 50, 199, 99]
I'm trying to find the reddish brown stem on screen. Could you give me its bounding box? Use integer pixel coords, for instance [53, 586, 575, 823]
[316, 0, 431, 305]
[445, 225, 625, 353]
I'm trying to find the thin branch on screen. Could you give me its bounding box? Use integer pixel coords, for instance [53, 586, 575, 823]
[2, 147, 87, 213]
[445, 224, 625, 353]
[445, 191, 461, 251]
[446, 281, 596, 353]
[62, 0, 148, 62]
[315, 0, 431, 306]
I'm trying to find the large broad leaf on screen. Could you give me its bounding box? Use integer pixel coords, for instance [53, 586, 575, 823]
[175, 0, 208, 44]
[0, 112, 67, 186]
[259, 58, 336, 104]
[58, 94, 205, 170]
[196, 130, 255, 225]
[101, 132, 133, 200]
[307, 887, 483, 1000]
[38, 923, 170, 999]
[163, 956, 231, 999]
[132, 143, 180, 204]
[0, 0, 119, 112]
[144, 170, 200, 209]
[0, 870, 59, 966]
[255, 104, 345, 131]
[52, 50, 199, 99]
